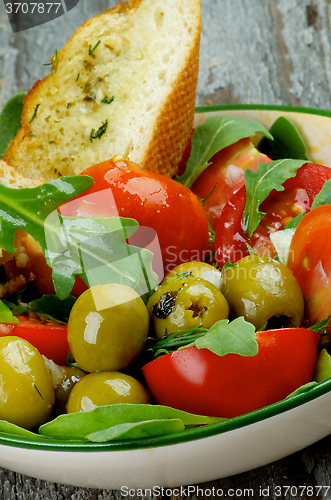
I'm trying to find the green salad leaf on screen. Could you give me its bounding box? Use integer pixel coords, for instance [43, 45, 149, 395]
[0, 92, 26, 158]
[5, 294, 76, 323]
[0, 420, 46, 439]
[243, 159, 306, 237]
[0, 301, 19, 324]
[86, 419, 185, 442]
[44, 214, 157, 300]
[0, 177, 158, 300]
[311, 178, 331, 209]
[39, 403, 225, 440]
[182, 317, 258, 357]
[175, 115, 273, 188]
[0, 176, 93, 254]
[258, 116, 309, 161]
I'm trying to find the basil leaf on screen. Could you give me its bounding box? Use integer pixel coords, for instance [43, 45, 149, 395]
[0, 301, 19, 324]
[86, 419, 185, 442]
[0, 92, 26, 158]
[182, 317, 258, 357]
[39, 404, 225, 440]
[243, 159, 306, 237]
[258, 117, 309, 161]
[175, 116, 273, 188]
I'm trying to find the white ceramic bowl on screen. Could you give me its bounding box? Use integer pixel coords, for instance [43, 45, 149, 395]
[2, 104, 331, 489]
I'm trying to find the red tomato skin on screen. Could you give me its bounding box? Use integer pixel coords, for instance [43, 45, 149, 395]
[0, 316, 69, 365]
[215, 163, 331, 269]
[142, 328, 319, 418]
[59, 159, 210, 274]
[191, 138, 272, 231]
[288, 204, 331, 325]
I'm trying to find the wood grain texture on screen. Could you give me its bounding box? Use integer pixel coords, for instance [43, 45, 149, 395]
[1, 0, 331, 498]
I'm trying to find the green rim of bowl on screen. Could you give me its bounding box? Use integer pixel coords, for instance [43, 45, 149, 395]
[1, 102, 330, 453]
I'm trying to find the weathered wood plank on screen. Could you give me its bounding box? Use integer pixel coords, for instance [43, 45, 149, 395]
[1, 0, 331, 498]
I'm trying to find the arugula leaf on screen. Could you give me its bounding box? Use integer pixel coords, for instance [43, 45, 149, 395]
[182, 317, 258, 357]
[0, 420, 45, 439]
[243, 159, 306, 237]
[44, 214, 158, 300]
[311, 179, 331, 209]
[39, 403, 225, 440]
[285, 382, 318, 399]
[175, 116, 273, 188]
[0, 301, 19, 324]
[86, 418, 185, 442]
[258, 117, 309, 161]
[0, 176, 93, 254]
[6, 295, 76, 323]
[0, 92, 26, 158]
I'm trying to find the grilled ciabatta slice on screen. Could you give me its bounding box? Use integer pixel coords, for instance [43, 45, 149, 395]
[4, 0, 201, 182]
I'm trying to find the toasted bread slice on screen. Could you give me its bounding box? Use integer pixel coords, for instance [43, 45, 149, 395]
[4, 0, 201, 182]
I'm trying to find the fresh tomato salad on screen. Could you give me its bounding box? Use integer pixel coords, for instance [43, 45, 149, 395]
[0, 109, 330, 443]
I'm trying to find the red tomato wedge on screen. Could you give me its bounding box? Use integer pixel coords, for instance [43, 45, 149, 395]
[0, 315, 69, 365]
[59, 159, 210, 274]
[191, 138, 272, 231]
[215, 163, 331, 269]
[142, 328, 319, 418]
[288, 205, 331, 325]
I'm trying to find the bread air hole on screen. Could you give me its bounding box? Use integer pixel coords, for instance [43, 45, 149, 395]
[154, 9, 165, 28]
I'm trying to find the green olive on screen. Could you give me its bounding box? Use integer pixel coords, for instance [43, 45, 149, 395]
[66, 371, 152, 413]
[221, 255, 304, 330]
[54, 366, 86, 414]
[164, 261, 223, 289]
[147, 276, 229, 339]
[67, 284, 149, 372]
[0, 336, 55, 429]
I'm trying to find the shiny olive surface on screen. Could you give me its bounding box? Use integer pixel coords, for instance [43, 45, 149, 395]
[147, 276, 229, 339]
[54, 366, 86, 414]
[163, 261, 223, 290]
[0, 336, 55, 429]
[222, 255, 304, 330]
[66, 371, 152, 413]
[67, 284, 149, 372]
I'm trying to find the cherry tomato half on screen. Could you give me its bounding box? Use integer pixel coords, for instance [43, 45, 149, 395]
[0, 315, 69, 365]
[60, 159, 210, 274]
[191, 138, 272, 231]
[288, 204, 331, 325]
[142, 327, 319, 418]
[215, 163, 331, 268]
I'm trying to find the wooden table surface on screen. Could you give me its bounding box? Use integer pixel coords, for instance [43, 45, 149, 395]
[1, 0, 331, 498]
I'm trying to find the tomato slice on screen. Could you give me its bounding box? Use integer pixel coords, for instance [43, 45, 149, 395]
[191, 138, 272, 231]
[215, 163, 331, 269]
[0, 315, 69, 365]
[142, 328, 319, 418]
[288, 205, 331, 325]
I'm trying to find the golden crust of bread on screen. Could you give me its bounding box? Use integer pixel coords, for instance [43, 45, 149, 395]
[4, 0, 201, 182]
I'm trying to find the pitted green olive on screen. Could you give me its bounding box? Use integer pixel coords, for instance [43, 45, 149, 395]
[163, 261, 223, 289]
[54, 366, 86, 414]
[221, 255, 304, 330]
[66, 371, 152, 413]
[67, 284, 149, 373]
[147, 276, 229, 339]
[0, 336, 55, 429]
